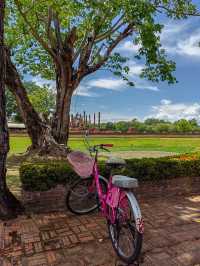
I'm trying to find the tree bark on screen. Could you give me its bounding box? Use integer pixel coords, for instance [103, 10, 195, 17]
[5, 50, 62, 154]
[52, 60, 74, 145]
[4, 51, 70, 155]
[0, 0, 23, 219]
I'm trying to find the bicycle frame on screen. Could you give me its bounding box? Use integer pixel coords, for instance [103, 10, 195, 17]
[89, 149, 128, 224]
[84, 134, 144, 233]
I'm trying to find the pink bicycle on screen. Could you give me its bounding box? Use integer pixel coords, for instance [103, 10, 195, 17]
[66, 134, 144, 264]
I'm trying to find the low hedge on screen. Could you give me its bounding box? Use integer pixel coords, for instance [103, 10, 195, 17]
[19, 154, 200, 192]
[20, 162, 79, 191]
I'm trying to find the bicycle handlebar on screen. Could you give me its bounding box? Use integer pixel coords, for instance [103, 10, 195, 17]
[89, 144, 113, 153]
[84, 131, 113, 154]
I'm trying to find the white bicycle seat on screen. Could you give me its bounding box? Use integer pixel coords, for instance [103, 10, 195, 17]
[112, 175, 138, 188]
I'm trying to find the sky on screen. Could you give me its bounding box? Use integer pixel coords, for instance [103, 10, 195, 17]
[33, 5, 200, 123]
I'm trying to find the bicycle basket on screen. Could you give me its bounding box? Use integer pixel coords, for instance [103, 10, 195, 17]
[67, 151, 94, 178]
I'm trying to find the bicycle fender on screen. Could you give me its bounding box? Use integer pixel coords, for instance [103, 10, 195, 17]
[125, 191, 144, 234]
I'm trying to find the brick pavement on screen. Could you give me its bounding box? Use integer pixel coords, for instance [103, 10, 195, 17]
[0, 191, 200, 266]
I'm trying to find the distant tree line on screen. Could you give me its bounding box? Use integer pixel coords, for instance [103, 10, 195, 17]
[100, 118, 200, 134]
[8, 87, 200, 134]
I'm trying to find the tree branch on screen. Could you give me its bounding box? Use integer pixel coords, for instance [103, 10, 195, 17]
[14, 0, 56, 59]
[46, 7, 55, 49]
[65, 27, 77, 49]
[73, 30, 89, 63]
[74, 32, 96, 85]
[95, 22, 125, 44]
[95, 14, 125, 43]
[53, 12, 63, 51]
[88, 43, 105, 65]
[84, 24, 134, 76]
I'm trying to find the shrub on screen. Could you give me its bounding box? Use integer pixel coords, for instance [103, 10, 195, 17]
[19, 153, 200, 191]
[20, 161, 79, 191]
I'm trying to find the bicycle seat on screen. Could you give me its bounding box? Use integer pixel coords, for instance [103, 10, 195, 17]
[112, 175, 138, 188]
[106, 157, 126, 168]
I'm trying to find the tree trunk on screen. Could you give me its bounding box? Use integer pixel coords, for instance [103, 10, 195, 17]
[5, 50, 57, 151]
[0, 0, 23, 219]
[52, 61, 74, 144]
[4, 51, 69, 156]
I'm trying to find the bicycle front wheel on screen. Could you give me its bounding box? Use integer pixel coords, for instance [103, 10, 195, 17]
[66, 176, 107, 215]
[107, 192, 143, 264]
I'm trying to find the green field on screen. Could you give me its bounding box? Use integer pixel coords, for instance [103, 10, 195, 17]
[9, 135, 200, 155]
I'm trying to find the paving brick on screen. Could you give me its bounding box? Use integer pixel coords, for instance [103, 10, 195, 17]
[24, 243, 34, 256]
[61, 236, 71, 247]
[43, 239, 61, 251]
[46, 251, 56, 265]
[34, 242, 43, 253]
[78, 232, 95, 243]
[176, 252, 195, 266]
[78, 225, 88, 233]
[23, 253, 47, 266]
[1, 181, 200, 265]
[68, 234, 79, 244]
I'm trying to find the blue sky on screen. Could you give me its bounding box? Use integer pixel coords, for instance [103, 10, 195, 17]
[33, 7, 200, 123]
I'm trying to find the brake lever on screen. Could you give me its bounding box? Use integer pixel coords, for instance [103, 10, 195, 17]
[102, 147, 110, 152]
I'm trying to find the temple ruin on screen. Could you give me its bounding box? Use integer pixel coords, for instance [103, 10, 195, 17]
[70, 111, 101, 130]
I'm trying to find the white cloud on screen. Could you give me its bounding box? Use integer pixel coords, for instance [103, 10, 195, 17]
[161, 21, 200, 58]
[78, 76, 159, 97]
[127, 61, 159, 91]
[161, 99, 172, 105]
[31, 76, 56, 89]
[128, 62, 143, 76]
[32, 74, 158, 99]
[87, 78, 125, 91]
[161, 21, 188, 43]
[73, 78, 126, 97]
[117, 40, 140, 53]
[74, 85, 98, 97]
[135, 83, 159, 92]
[118, 21, 200, 59]
[150, 99, 200, 121]
[176, 32, 200, 57]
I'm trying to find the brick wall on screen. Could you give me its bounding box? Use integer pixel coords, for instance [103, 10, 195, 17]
[21, 176, 200, 213]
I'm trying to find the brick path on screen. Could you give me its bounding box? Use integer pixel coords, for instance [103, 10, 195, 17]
[1, 192, 200, 266]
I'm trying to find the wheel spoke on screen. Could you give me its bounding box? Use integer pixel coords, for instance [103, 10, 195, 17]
[67, 178, 98, 213]
[107, 194, 142, 263]
[66, 177, 107, 215]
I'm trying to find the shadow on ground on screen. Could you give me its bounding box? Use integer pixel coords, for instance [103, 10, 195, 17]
[2, 154, 200, 265]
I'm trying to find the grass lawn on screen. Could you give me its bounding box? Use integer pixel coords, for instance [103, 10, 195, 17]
[9, 135, 200, 154]
[7, 135, 200, 190]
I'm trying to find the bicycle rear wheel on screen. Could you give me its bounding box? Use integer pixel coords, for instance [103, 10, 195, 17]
[107, 192, 143, 264]
[66, 176, 107, 215]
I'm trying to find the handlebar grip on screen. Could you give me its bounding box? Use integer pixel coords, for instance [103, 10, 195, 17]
[102, 144, 113, 147]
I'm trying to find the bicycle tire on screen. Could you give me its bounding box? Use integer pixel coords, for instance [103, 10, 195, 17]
[107, 192, 143, 264]
[66, 176, 107, 215]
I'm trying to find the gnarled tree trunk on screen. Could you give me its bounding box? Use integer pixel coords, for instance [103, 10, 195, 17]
[0, 0, 23, 219]
[52, 58, 74, 145]
[5, 50, 48, 149]
[5, 50, 68, 155]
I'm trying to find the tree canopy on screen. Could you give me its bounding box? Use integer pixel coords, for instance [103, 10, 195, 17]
[3, 0, 199, 147]
[5, 0, 197, 85]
